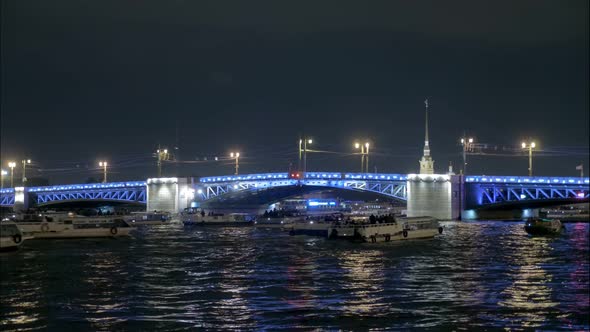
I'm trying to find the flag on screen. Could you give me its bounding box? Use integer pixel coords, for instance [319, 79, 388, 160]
[576, 164, 583, 170]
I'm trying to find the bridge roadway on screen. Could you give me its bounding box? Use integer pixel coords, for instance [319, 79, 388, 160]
[1, 172, 588, 219]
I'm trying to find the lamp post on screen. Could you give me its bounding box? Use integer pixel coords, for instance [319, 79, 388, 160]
[522, 141, 536, 177]
[0, 169, 6, 189]
[230, 152, 240, 175]
[298, 139, 302, 171]
[364, 142, 370, 173]
[299, 138, 312, 175]
[8, 162, 16, 188]
[99, 161, 108, 183]
[21, 159, 31, 184]
[354, 142, 365, 173]
[156, 148, 168, 177]
[460, 137, 474, 175]
[354, 141, 370, 172]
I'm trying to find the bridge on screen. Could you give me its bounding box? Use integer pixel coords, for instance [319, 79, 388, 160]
[0, 181, 146, 208]
[1, 172, 587, 220]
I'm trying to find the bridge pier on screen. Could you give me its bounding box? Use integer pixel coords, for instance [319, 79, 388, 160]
[146, 178, 193, 213]
[13, 187, 30, 212]
[406, 174, 462, 220]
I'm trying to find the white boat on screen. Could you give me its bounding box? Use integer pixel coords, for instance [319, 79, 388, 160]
[328, 216, 442, 243]
[287, 213, 351, 236]
[12, 214, 133, 238]
[254, 216, 300, 228]
[1, 220, 33, 251]
[182, 212, 255, 226]
[287, 220, 333, 236]
[125, 211, 173, 225]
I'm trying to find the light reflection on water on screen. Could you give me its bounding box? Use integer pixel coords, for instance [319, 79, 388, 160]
[1, 221, 588, 330]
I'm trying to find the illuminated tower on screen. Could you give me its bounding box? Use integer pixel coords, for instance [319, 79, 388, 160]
[419, 99, 435, 174]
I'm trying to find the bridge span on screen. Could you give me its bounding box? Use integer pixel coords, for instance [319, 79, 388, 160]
[1, 172, 588, 220]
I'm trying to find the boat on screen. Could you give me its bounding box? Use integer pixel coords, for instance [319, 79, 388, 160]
[11, 213, 133, 238]
[125, 211, 173, 225]
[287, 213, 351, 237]
[0, 220, 33, 251]
[329, 216, 442, 243]
[287, 220, 332, 236]
[182, 212, 255, 226]
[254, 216, 300, 228]
[524, 217, 565, 236]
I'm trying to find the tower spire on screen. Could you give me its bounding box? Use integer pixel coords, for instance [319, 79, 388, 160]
[424, 98, 430, 157]
[419, 98, 434, 174]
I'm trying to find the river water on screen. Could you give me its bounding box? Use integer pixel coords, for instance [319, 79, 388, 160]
[1, 221, 588, 331]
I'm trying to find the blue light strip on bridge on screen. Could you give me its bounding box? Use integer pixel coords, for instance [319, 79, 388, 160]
[0, 188, 15, 194]
[465, 176, 589, 185]
[200, 173, 290, 183]
[344, 173, 408, 180]
[200, 172, 410, 183]
[27, 181, 147, 193]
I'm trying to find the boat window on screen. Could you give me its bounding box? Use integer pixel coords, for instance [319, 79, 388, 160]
[64, 220, 73, 224]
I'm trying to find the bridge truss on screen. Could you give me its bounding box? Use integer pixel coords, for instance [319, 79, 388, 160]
[197, 172, 408, 202]
[31, 182, 147, 206]
[0, 189, 15, 207]
[466, 176, 589, 206]
[1, 182, 148, 207]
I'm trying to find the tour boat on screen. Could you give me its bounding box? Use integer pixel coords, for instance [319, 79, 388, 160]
[254, 216, 300, 228]
[12, 214, 133, 238]
[125, 211, 173, 225]
[524, 217, 564, 236]
[182, 213, 255, 226]
[0, 221, 33, 251]
[287, 220, 333, 237]
[287, 213, 352, 236]
[328, 216, 442, 243]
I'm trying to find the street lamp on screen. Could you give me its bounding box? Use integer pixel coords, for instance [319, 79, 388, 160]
[364, 142, 370, 173]
[156, 148, 169, 177]
[460, 137, 474, 175]
[21, 159, 31, 184]
[230, 152, 240, 175]
[299, 138, 313, 175]
[0, 169, 7, 189]
[522, 141, 536, 177]
[8, 162, 16, 188]
[354, 141, 370, 173]
[99, 161, 108, 183]
[354, 142, 364, 173]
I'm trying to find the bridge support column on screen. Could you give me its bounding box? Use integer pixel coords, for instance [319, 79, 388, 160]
[13, 187, 30, 212]
[146, 178, 191, 213]
[407, 174, 462, 220]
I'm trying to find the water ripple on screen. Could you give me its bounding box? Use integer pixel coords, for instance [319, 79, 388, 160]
[1, 221, 588, 330]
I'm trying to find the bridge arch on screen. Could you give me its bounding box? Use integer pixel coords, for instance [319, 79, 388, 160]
[199, 184, 406, 209]
[194, 173, 408, 207]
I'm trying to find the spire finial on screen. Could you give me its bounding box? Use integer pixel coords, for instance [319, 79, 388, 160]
[419, 98, 435, 174]
[424, 98, 429, 148]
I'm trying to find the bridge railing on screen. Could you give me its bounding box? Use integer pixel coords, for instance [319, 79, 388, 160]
[27, 181, 147, 193]
[199, 172, 410, 183]
[466, 175, 589, 185]
[200, 173, 289, 183]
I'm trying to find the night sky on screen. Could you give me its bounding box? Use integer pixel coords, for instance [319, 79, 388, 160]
[1, 1, 588, 184]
